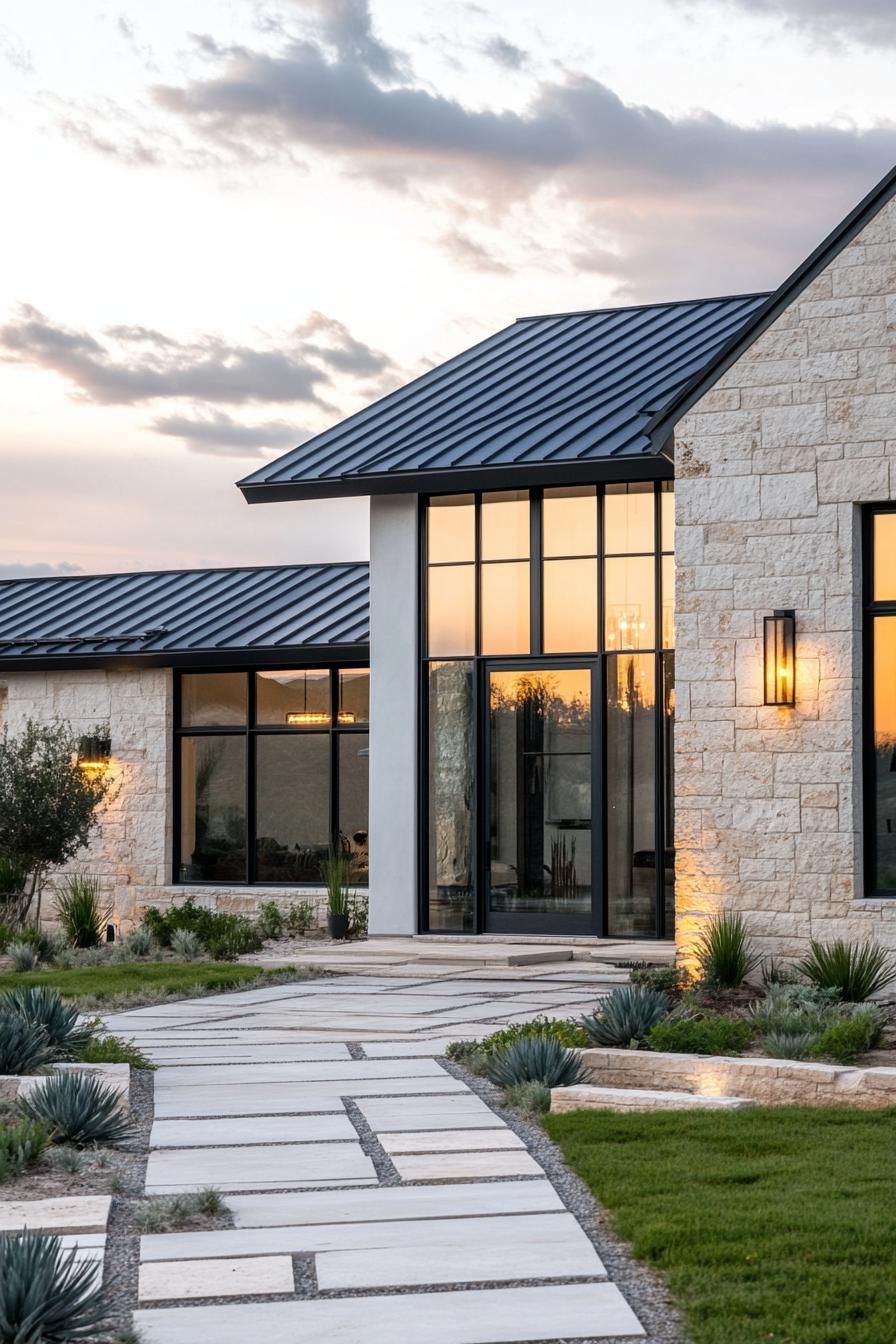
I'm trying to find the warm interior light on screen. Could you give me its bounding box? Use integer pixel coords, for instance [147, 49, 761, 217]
[285, 710, 357, 725]
[77, 734, 111, 770]
[763, 610, 796, 706]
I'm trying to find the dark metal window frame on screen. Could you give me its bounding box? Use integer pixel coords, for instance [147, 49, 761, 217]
[418, 483, 674, 938]
[173, 663, 369, 887]
[863, 503, 896, 898]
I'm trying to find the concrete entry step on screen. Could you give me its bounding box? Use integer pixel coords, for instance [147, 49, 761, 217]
[551, 1085, 754, 1114]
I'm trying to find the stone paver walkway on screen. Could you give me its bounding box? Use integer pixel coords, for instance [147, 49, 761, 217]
[110, 962, 647, 1343]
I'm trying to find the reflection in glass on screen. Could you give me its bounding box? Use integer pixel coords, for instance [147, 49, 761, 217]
[180, 673, 246, 727]
[256, 670, 330, 726]
[256, 735, 329, 882]
[873, 617, 896, 891]
[661, 484, 675, 553]
[428, 662, 475, 931]
[427, 564, 475, 657]
[543, 559, 597, 653]
[661, 554, 675, 649]
[339, 733, 369, 883]
[873, 513, 896, 601]
[606, 654, 656, 936]
[481, 491, 529, 560]
[488, 670, 591, 916]
[543, 486, 597, 558]
[480, 561, 530, 655]
[605, 555, 655, 649]
[604, 483, 655, 555]
[661, 653, 675, 934]
[338, 670, 370, 724]
[179, 736, 246, 880]
[428, 494, 475, 563]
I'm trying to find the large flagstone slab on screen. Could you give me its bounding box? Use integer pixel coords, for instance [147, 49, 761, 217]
[226, 1179, 564, 1228]
[139, 1254, 295, 1302]
[0, 1195, 111, 1233]
[391, 1150, 544, 1180]
[379, 1128, 523, 1154]
[153, 1058, 446, 1089]
[153, 1074, 465, 1119]
[149, 1113, 358, 1148]
[142, 1044, 352, 1064]
[135, 1282, 645, 1343]
[145, 1142, 376, 1193]
[357, 1095, 498, 1131]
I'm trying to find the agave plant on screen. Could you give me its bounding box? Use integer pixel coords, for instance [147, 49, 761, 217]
[0, 1228, 107, 1341]
[482, 1036, 584, 1089]
[1, 986, 95, 1060]
[6, 940, 40, 972]
[580, 985, 670, 1047]
[694, 911, 761, 988]
[760, 1030, 818, 1060]
[796, 940, 896, 1003]
[0, 1014, 53, 1074]
[19, 1072, 132, 1148]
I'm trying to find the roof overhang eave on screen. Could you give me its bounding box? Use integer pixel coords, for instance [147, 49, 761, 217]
[0, 642, 370, 674]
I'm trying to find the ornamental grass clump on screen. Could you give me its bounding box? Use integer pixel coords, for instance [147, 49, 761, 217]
[169, 928, 202, 961]
[55, 874, 111, 949]
[1, 985, 94, 1059]
[796, 939, 896, 1002]
[694, 911, 761, 989]
[579, 985, 670, 1048]
[7, 940, 41, 973]
[0, 1228, 107, 1342]
[0, 1117, 49, 1182]
[20, 1072, 132, 1148]
[502, 1080, 552, 1116]
[483, 1036, 585, 1090]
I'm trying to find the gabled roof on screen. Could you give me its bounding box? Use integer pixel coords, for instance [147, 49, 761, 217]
[239, 292, 769, 503]
[0, 564, 369, 670]
[649, 162, 896, 445]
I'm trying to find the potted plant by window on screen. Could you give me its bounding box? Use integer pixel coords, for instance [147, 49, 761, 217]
[321, 849, 352, 940]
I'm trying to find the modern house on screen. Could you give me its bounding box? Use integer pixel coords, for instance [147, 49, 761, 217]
[2, 163, 896, 955]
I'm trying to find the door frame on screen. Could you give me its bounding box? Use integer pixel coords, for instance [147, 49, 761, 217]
[480, 657, 604, 936]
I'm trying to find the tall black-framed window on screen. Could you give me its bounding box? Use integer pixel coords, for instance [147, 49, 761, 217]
[175, 667, 369, 886]
[865, 505, 896, 897]
[421, 482, 675, 939]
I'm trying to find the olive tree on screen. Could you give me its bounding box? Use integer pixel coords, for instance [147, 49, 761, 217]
[0, 720, 115, 924]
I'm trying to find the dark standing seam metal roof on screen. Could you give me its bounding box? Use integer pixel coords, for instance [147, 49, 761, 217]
[238, 293, 770, 503]
[0, 564, 369, 668]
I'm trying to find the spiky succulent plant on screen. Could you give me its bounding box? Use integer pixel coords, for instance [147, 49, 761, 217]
[482, 1035, 584, 1089]
[19, 1072, 132, 1148]
[1, 986, 94, 1060]
[6, 940, 40, 973]
[580, 985, 670, 1048]
[0, 1013, 53, 1075]
[0, 1228, 107, 1341]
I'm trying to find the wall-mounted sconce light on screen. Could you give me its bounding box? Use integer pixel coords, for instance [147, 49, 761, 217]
[763, 610, 796, 706]
[77, 734, 111, 770]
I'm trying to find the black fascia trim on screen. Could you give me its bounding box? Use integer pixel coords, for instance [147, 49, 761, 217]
[0, 644, 370, 674]
[240, 454, 674, 505]
[648, 162, 896, 448]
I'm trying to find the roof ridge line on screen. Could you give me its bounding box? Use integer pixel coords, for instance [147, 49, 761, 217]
[516, 292, 773, 323]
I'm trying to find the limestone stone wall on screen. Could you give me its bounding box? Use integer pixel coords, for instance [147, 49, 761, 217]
[0, 668, 327, 931]
[674, 193, 896, 957]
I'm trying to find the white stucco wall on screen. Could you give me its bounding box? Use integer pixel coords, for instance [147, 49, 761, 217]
[674, 191, 896, 957]
[368, 493, 419, 934]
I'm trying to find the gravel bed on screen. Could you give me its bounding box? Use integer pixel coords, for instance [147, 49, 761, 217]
[344, 1098, 401, 1184]
[442, 1059, 690, 1344]
[97, 1065, 154, 1342]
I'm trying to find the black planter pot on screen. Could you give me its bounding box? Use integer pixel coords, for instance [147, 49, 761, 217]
[327, 912, 350, 940]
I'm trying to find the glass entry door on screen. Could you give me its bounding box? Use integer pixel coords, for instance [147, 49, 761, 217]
[486, 666, 594, 934]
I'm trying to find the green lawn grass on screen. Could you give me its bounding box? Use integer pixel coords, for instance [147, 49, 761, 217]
[0, 961, 280, 1002]
[544, 1106, 896, 1344]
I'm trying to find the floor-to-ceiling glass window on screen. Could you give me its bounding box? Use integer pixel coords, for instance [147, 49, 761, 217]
[423, 482, 675, 938]
[866, 507, 896, 895]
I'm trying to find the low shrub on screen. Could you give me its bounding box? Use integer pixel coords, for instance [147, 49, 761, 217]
[1, 985, 95, 1059]
[750, 982, 839, 1036]
[0, 1116, 49, 1182]
[0, 1228, 107, 1341]
[694, 911, 761, 989]
[79, 1034, 155, 1070]
[796, 939, 896, 1003]
[647, 1013, 753, 1056]
[142, 898, 263, 961]
[478, 1017, 589, 1054]
[284, 900, 317, 936]
[0, 1014, 53, 1074]
[136, 1187, 226, 1232]
[580, 986, 670, 1048]
[122, 927, 155, 959]
[761, 957, 803, 987]
[169, 928, 202, 961]
[256, 901, 285, 941]
[808, 1009, 882, 1064]
[55, 875, 111, 949]
[761, 1030, 817, 1060]
[483, 1036, 585, 1089]
[0, 923, 17, 953]
[347, 891, 368, 939]
[502, 1080, 552, 1116]
[7, 940, 40, 972]
[629, 965, 688, 994]
[20, 1072, 132, 1147]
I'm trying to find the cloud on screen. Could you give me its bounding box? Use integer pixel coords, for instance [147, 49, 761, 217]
[0, 562, 83, 579]
[0, 25, 32, 73]
[151, 410, 306, 457]
[667, 0, 896, 48]
[289, 0, 408, 81]
[482, 36, 528, 70]
[439, 228, 512, 274]
[0, 305, 394, 407]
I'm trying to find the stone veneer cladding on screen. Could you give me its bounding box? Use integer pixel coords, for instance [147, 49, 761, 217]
[0, 668, 327, 931]
[674, 192, 896, 957]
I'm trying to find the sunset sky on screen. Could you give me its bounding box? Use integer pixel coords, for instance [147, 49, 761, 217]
[1, 0, 894, 577]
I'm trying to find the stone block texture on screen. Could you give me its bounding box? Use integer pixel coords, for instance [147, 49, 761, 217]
[674, 193, 896, 957]
[0, 668, 326, 931]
